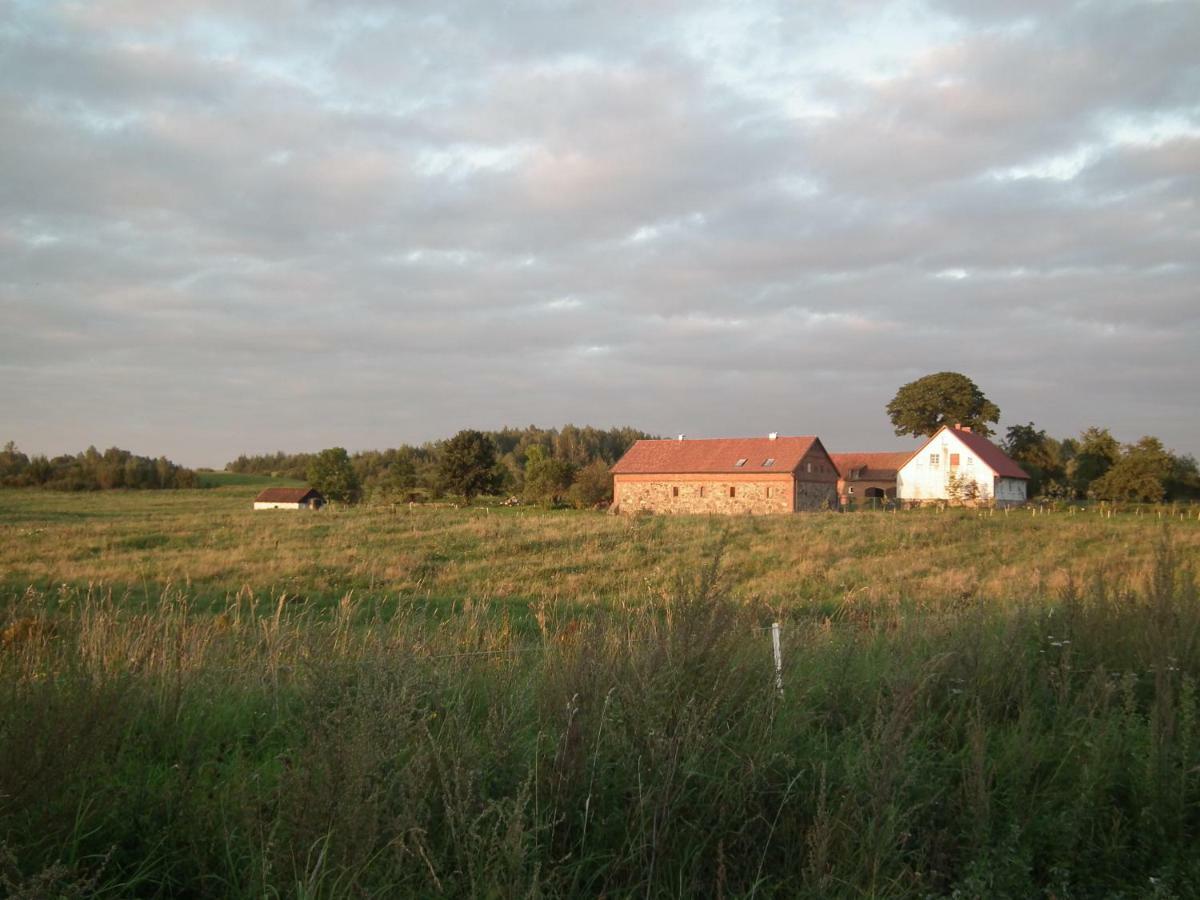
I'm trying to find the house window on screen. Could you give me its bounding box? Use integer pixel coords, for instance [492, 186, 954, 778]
[763, 458, 775, 467]
[671, 486, 679, 497]
[930, 453, 940, 466]
[806, 463, 812, 473]
[966, 456, 974, 466]
[729, 486, 736, 498]
[950, 453, 960, 467]
[735, 458, 747, 467]
[848, 486, 855, 494]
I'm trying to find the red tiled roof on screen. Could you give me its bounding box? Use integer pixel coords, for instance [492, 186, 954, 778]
[940, 427, 1029, 479]
[254, 486, 323, 503]
[829, 451, 914, 480]
[611, 436, 824, 475]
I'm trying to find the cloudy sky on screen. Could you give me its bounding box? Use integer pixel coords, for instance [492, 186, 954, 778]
[2, 0, 1197, 467]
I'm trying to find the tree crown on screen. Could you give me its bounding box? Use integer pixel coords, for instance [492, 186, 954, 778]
[886, 372, 1000, 438]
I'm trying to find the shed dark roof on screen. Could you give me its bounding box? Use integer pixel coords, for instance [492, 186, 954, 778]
[611, 436, 824, 475]
[254, 487, 324, 503]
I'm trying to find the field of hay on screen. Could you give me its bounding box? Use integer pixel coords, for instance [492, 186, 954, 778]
[2, 485, 1200, 897]
[3, 484, 1196, 618]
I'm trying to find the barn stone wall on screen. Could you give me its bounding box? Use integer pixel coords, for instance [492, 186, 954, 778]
[615, 477, 792, 515]
[613, 473, 837, 514]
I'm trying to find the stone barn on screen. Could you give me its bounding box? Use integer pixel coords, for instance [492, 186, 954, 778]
[253, 487, 326, 510]
[610, 434, 839, 514]
[830, 452, 913, 506]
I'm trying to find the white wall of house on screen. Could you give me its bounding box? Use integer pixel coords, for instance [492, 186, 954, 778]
[253, 501, 306, 510]
[896, 429, 1026, 504]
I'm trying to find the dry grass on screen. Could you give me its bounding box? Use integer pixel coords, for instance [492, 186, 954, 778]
[2, 487, 1197, 620]
[2, 488, 1200, 896]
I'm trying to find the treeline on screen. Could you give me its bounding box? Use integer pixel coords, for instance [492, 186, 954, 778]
[0, 442, 196, 491]
[1003, 425, 1200, 502]
[228, 425, 654, 505]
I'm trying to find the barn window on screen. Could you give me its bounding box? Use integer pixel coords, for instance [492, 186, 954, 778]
[763, 458, 775, 466]
[672, 486, 679, 497]
[699, 485, 706, 498]
[766, 486, 773, 498]
[735, 458, 747, 467]
[729, 486, 736, 498]
[848, 486, 855, 494]
[930, 453, 940, 466]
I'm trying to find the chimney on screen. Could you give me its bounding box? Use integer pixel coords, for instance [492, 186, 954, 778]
[677, 434, 685, 441]
[768, 432, 778, 440]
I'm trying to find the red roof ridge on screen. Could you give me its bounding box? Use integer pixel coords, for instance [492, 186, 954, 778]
[611, 435, 830, 475]
[909, 426, 1029, 479]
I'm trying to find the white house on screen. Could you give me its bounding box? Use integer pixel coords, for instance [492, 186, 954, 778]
[253, 487, 325, 510]
[896, 425, 1029, 506]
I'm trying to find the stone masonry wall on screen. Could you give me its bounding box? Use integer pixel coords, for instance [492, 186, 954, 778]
[613, 444, 840, 515]
[614, 476, 794, 515]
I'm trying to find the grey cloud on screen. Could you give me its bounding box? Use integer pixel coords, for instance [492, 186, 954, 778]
[1, 0, 1197, 465]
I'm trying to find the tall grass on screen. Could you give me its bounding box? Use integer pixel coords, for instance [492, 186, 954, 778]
[3, 533, 1200, 896]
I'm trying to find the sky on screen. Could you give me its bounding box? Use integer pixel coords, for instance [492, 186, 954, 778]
[2, 0, 1198, 468]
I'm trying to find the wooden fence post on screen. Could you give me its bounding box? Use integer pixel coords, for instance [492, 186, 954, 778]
[771, 622, 784, 697]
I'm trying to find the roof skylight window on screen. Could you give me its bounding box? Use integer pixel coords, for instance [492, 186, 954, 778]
[734, 458, 747, 467]
[763, 458, 775, 466]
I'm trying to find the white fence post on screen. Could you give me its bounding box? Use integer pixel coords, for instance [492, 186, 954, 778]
[771, 622, 784, 697]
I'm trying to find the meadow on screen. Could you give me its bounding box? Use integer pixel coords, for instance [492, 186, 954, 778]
[2, 483, 1200, 897]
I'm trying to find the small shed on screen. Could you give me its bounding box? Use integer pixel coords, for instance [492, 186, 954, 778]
[253, 487, 325, 510]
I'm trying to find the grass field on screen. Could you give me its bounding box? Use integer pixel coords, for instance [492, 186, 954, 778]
[194, 471, 307, 489]
[3, 485, 1197, 619]
[2, 487, 1200, 896]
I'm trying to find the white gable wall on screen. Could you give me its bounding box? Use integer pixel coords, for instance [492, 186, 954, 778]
[896, 429, 1026, 504]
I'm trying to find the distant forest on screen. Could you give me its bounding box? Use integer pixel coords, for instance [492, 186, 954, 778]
[0, 442, 195, 490]
[1000, 424, 1200, 503]
[226, 424, 654, 503]
[4, 421, 1197, 503]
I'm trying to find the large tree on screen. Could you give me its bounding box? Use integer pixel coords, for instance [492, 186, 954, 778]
[1090, 437, 1173, 502]
[886, 372, 1000, 438]
[1002, 422, 1065, 497]
[522, 445, 576, 507]
[438, 429, 499, 502]
[307, 447, 361, 503]
[1068, 427, 1121, 498]
[1166, 454, 1200, 500]
[568, 459, 614, 509]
